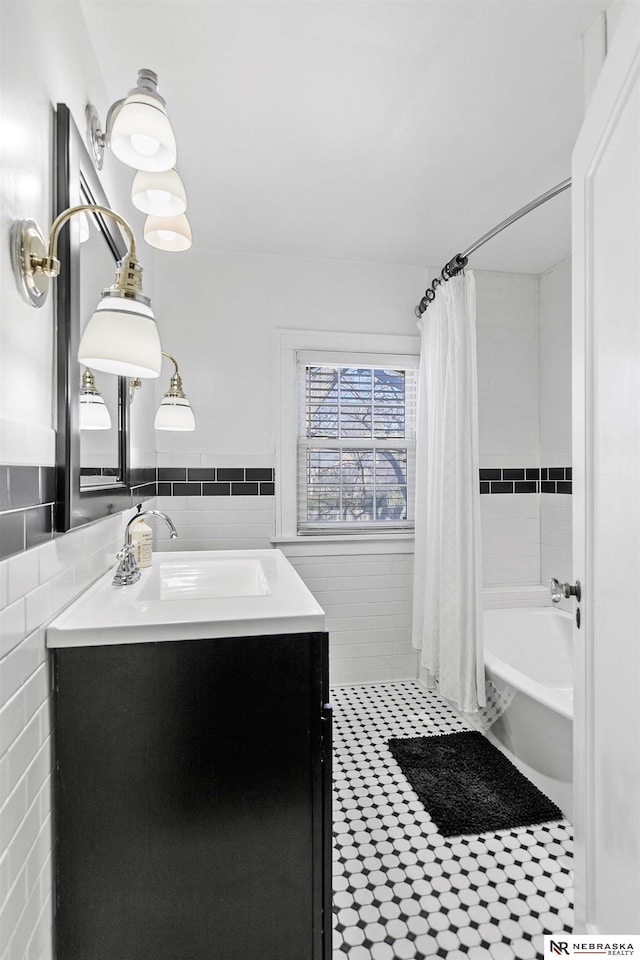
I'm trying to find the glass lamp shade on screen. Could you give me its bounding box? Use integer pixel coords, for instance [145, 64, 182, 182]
[109, 94, 177, 172]
[79, 392, 112, 430]
[154, 395, 196, 431]
[144, 213, 192, 252]
[78, 293, 162, 379]
[132, 168, 187, 216]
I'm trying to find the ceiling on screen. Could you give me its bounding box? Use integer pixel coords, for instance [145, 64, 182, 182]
[81, 0, 609, 274]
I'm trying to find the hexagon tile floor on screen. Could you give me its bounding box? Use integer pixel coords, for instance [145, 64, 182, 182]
[331, 681, 573, 960]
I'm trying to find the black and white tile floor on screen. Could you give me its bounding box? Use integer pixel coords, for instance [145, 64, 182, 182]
[331, 681, 573, 960]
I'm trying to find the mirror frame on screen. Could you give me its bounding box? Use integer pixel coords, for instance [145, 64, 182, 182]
[55, 102, 132, 531]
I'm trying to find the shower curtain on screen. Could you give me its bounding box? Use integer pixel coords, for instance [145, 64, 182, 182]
[412, 271, 485, 713]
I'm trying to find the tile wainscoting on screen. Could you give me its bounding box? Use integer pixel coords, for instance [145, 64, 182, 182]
[0, 512, 130, 960]
[0, 464, 269, 564]
[0, 466, 55, 563]
[0, 466, 156, 565]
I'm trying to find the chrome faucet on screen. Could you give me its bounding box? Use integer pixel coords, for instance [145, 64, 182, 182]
[113, 504, 179, 586]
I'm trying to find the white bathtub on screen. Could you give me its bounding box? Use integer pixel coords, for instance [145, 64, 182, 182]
[481, 606, 573, 819]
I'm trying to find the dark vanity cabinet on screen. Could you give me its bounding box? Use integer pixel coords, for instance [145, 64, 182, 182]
[52, 631, 331, 960]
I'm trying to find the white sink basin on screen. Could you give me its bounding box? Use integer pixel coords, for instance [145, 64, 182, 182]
[47, 549, 325, 648]
[138, 558, 271, 601]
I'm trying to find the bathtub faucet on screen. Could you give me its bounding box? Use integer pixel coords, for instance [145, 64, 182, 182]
[113, 504, 179, 586]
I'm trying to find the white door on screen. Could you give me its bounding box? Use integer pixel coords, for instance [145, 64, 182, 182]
[572, 1, 640, 934]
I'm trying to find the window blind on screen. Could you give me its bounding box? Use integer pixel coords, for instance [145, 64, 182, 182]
[296, 354, 418, 534]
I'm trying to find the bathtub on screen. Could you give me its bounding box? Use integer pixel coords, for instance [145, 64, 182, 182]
[481, 606, 573, 819]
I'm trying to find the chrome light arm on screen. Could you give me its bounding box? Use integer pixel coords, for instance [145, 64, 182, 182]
[12, 203, 141, 307]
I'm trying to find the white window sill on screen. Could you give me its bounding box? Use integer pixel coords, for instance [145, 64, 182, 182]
[270, 534, 415, 557]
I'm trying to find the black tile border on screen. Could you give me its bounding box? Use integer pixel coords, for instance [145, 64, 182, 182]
[157, 467, 275, 498]
[0, 463, 276, 563]
[0, 465, 59, 562]
[130, 467, 276, 501]
[479, 467, 572, 495]
[0, 504, 55, 562]
[5, 458, 580, 562]
[0, 465, 56, 512]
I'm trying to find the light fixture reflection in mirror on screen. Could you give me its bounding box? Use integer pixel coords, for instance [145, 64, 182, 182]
[132, 168, 187, 217]
[79, 368, 112, 431]
[144, 213, 192, 252]
[155, 352, 195, 431]
[131, 353, 196, 431]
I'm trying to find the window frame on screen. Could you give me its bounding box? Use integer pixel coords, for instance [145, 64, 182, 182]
[274, 329, 420, 543]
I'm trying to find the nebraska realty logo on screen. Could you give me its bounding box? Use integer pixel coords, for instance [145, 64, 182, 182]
[544, 937, 640, 957]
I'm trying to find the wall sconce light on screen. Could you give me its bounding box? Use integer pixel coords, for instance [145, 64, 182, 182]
[79, 368, 112, 430]
[11, 204, 162, 379]
[131, 167, 187, 217]
[129, 353, 195, 430]
[87, 69, 176, 172]
[154, 352, 196, 431]
[144, 213, 192, 252]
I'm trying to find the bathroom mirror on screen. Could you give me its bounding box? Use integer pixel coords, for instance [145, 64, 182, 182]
[55, 103, 132, 531]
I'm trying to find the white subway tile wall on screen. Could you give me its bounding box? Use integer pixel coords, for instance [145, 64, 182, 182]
[475, 272, 540, 468]
[540, 259, 572, 592]
[541, 493, 573, 601]
[153, 495, 275, 551]
[540, 259, 572, 466]
[481, 491, 540, 587]
[286, 552, 416, 686]
[483, 583, 549, 609]
[156, 451, 278, 469]
[0, 513, 127, 960]
[475, 272, 542, 587]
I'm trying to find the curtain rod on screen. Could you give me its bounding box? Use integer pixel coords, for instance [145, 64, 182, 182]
[414, 177, 572, 318]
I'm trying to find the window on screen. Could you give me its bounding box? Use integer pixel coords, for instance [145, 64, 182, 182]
[275, 330, 420, 543]
[296, 352, 418, 534]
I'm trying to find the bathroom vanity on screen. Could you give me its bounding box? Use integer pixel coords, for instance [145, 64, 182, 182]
[47, 550, 331, 960]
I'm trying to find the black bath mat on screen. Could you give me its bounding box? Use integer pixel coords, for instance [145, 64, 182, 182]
[388, 731, 562, 837]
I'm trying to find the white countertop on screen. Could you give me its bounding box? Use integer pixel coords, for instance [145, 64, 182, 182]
[47, 549, 326, 648]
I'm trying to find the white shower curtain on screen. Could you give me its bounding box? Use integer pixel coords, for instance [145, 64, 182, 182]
[412, 271, 485, 713]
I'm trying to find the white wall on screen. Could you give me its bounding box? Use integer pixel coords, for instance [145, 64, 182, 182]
[540, 258, 572, 466]
[476, 271, 541, 466]
[0, 2, 154, 466]
[0, 4, 154, 958]
[539, 258, 573, 590]
[153, 248, 423, 459]
[475, 271, 542, 586]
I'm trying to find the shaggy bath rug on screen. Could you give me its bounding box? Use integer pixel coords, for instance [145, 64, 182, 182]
[388, 730, 563, 837]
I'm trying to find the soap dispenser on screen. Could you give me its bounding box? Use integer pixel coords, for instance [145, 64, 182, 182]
[130, 517, 153, 568]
